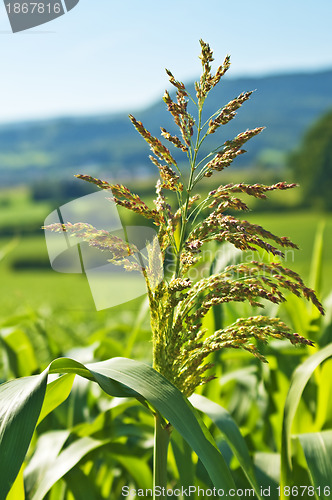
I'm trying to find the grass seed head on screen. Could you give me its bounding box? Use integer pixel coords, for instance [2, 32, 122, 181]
[46, 41, 324, 396]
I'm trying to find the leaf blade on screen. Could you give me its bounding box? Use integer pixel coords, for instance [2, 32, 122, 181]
[281, 343, 332, 493]
[190, 393, 261, 499]
[0, 371, 48, 499]
[297, 431, 332, 495]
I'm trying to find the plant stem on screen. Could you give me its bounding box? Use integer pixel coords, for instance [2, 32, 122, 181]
[174, 106, 203, 278]
[153, 413, 171, 499]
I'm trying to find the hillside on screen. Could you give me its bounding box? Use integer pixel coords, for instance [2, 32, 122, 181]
[1, 68, 332, 185]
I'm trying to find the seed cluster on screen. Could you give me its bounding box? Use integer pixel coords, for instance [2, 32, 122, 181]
[43, 222, 139, 263]
[207, 91, 254, 134]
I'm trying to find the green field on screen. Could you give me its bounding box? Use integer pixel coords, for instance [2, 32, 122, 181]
[0, 182, 331, 317]
[1, 210, 331, 316]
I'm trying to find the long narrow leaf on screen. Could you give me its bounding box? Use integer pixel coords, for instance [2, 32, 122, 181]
[190, 393, 262, 499]
[281, 343, 332, 493]
[0, 356, 237, 495]
[24, 430, 70, 497]
[31, 436, 108, 500]
[254, 452, 280, 497]
[0, 371, 48, 499]
[113, 453, 153, 490]
[64, 468, 101, 500]
[171, 429, 195, 491]
[309, 221, 325, 295]
[0, 328, 38, 377]
[52, 357, 237, 490]
[37, 374, 75, 425]
[297, 431, 332, 496]
[83, 357, 236, 491]
[6, 464, 25, 500]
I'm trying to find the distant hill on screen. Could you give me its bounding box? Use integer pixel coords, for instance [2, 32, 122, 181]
[1, 68, 332, 185]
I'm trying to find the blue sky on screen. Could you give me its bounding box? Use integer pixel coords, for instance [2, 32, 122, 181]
[0, 0, 332, 123]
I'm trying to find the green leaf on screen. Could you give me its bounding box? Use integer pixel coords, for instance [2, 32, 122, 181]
[37, 374, 75, 425]
[82, 357, 236, 491]
[254, 452, 280, 497]
[30, 436, 108, 500]
[0, 356, 237, 494]
[0, 370, 48, 500]
[280, 294, 311, 336]
[171, 429, 195, 491]
[64, 468, 101, 500]
[0, 311, 36, 328]
[297, 431, 332, 496]
[48, 357, 236, 490]
[25, 430, 70, 496]
[309, 220, 325, 295]
[314, 359, 332, 431]
[190, 393, 262, 499]
[0, 328, 38, 377]
[219, 365, 258, 387]
[125, 296, 149, 358]
[6, 464, 25, 500]
[49, 358, 94, 380]
[114, 453, 153, 490]
[0, 237, 18, 263]
[49, 357, 141, 399]
[281, 343, 332, 494]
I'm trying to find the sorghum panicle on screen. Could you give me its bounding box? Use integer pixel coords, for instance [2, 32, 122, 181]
[44, 41, 324, 396]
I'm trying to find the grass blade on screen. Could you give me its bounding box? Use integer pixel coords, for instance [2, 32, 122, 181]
[0, 371, 48, 499]
[50, 356, 236, 490]
[190, 393, 262, 499]
[281, 343, 332, 496]
[6, 464, 25, 500]
[171, 429, 195, 491]
[309, 221, 325, 295]
[24, 430, 70, 496]
[0, 356, 237, 495]
[297, 431, 332, 497]
[37, 374, 75, 425]
[30, 436, 108, 500]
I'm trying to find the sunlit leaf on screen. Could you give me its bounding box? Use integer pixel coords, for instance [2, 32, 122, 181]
[171, 429, 195, 491]
[297, 431, 332, 494]
[37, 374, 75, 425]
[0, 356, 236, 493]
[113, 453, 152, 490]
[24, 430, 70, 497]
[79, 357, 236, 490]
[309, 221, 325, 297]
[6, 464, 25, 500]
[190, 393, 261, 499]
[0, 328, 38, 377]
[0, 371, 48, 499]
[254, 452, 279, 496]
[281, 343, 332, 495]
[64, 468, 101, 500]
[30, 436, 108, 500]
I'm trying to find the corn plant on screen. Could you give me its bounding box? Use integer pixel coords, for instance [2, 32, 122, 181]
[0, 41, 326, 499]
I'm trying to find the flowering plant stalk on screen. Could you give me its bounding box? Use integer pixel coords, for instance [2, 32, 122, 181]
[44, 40, 324, 493]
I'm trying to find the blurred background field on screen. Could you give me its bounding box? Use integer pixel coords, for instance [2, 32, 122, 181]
[1, 182, 332, 315]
